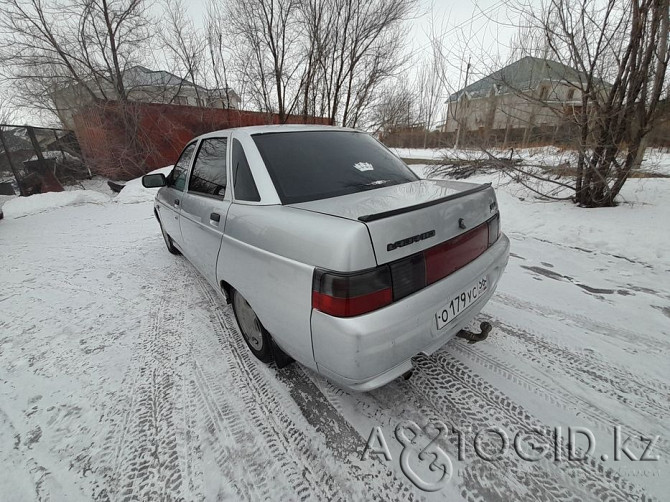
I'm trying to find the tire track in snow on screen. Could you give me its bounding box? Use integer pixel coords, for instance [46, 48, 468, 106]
[493, 292, 669, 355]
[311, 352, 650, 502]
[193, 276, 346, 501]
[190, 360, 272, 501]
[273, 364, 421, 501]
[175, 369, 204, 501]
[486, 314, 670, 421]
[450, 339, 670, 459]
[95, 294, 187, 501]
[192, 272, 429, 501]
[406, 351, 655, 502]
[507, 233, 659, 273]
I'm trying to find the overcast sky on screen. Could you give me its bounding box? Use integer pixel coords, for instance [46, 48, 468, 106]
[2, 0, 523, 125]
[179, 0, 522, 100]
[182, 0, 520, 78]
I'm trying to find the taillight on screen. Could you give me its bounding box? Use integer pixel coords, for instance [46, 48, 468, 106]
[488, 213, 500, 246]
[312, 267, 393, 317]
[312, 214, 501, 318]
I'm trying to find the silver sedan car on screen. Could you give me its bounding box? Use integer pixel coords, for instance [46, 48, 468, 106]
[142, 125, 510, 391]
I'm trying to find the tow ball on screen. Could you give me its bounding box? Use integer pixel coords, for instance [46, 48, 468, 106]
[456, 321, 493, 344]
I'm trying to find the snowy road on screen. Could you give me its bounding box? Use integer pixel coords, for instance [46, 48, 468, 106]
[1, 179, 669, 501]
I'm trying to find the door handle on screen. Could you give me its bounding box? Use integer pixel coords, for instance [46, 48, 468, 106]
[210, 212, 221, 223]
[174, 199, 180, 206]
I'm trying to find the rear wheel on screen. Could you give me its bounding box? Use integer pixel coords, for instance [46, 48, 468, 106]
[159, 218, 180, 255]
[231, 289, 273, 363]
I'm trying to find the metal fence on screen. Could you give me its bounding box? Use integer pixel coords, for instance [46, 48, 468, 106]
[0, 124, 86, 196]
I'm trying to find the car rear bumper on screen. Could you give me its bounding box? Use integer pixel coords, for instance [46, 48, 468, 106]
[311, 233, 510, 391]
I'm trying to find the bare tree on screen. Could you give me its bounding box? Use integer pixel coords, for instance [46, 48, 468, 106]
[161, 0, 207, 105]
[218, 0, 416, 124]
[428, 11, 479, 149]
[308, 0, 417, 126]
[0, 95, 17, 124]
[205, 0, 235, 108]
[414, 58, 442, 147]
[227, 0, 305, 121]
[369, 78, 417, 135]
[508, 0, 670, 207]
[0, 0, 154, 121]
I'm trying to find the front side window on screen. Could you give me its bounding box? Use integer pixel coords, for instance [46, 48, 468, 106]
[189, 138, 228, 197]
[168, 143, 196, 192]
[252, 131, 418, 204]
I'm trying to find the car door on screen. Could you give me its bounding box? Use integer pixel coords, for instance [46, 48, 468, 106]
[157, 141, 197, 247]
[179, 136, 231, 284]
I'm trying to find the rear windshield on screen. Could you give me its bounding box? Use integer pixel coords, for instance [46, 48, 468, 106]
[252, 131, 418, 204]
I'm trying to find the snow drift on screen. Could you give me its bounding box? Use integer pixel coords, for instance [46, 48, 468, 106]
[114, 166, 173, 204]
[2, 190, 110, 218]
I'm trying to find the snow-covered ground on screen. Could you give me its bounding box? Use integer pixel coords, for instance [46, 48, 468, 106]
[0, 168, 668, 501]
[393, 146, 670, 176]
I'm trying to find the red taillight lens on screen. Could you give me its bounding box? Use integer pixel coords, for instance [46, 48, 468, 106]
[424, 222, 489, 285]
[312, 267, 393, 317]
[312, 214, 501, 318]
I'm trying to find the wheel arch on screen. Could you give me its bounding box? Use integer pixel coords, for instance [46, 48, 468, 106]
[220, 280, 233, 304]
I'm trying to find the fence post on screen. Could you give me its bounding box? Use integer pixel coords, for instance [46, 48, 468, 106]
[0, 127, 25, 196]
[26, 126, 47, 168]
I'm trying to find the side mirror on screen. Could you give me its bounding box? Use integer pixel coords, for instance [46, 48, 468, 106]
[142, 173, 167, 188]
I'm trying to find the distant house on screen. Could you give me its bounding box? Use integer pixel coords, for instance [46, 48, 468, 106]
[53, 66, 241, 129]
[443, 56, 603, 145]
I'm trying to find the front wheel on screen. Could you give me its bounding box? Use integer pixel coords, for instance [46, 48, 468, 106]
[231, 289, 273, 363]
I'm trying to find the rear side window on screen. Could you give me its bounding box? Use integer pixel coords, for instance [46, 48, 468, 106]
[232, 139, 260, 202]
[252, 131, 418, 204]
[169, 142, 196, 191]
[189, 138, 228, 197]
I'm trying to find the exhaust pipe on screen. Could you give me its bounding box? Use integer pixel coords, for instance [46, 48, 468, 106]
[456, 321, 492, 344]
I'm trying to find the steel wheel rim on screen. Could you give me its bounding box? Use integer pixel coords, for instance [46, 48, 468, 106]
[233, 293, 264, 350]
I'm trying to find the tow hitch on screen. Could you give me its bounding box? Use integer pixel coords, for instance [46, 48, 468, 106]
[456, 321, 492, 344]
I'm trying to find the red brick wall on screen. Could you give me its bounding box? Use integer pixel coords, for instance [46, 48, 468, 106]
[73, 101, 330, 180]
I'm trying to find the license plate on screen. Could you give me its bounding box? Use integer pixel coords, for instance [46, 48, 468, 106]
[435, 277, 488, 330]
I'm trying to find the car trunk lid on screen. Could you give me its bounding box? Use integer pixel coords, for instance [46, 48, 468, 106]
[289, 179, 498, 265]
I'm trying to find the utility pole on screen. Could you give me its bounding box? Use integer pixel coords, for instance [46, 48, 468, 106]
[454, 57, 471, 150]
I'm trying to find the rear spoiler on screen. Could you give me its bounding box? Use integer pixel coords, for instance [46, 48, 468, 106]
[358, 183, 492, 223]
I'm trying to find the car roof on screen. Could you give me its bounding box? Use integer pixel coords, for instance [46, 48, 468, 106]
[195, 124, 360, 140]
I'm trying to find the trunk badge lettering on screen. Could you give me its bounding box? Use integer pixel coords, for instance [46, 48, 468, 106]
[387, 230, 436, 251]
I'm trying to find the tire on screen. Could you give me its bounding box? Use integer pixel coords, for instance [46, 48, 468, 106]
[158, 218, 181, 255]
[231, 289, 273, 363]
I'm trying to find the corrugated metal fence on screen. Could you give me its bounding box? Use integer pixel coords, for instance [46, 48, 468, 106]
[0, 125, 85, 196]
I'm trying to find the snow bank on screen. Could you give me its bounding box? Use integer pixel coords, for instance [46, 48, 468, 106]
[494, 178, 670, 269]
[2, 190, 110, 218]
[393, 146, 670, 175]
[114, 166, 173, 204]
